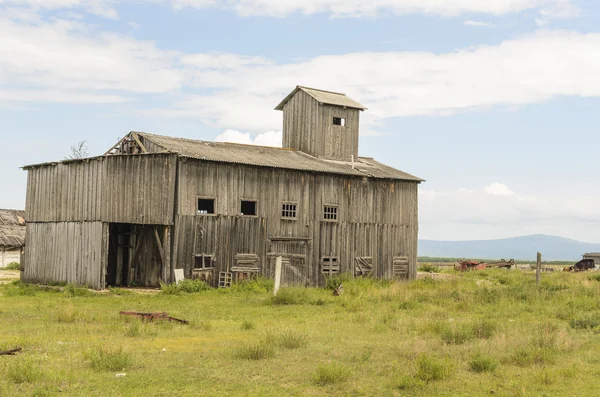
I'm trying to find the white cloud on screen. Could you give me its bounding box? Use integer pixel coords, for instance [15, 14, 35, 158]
[464, 20, 493, 27]
[214, 129, 282, 147]
[0, 0, 120, 19]
[171, 0, 575, 18]
[420, 183, 600, 241]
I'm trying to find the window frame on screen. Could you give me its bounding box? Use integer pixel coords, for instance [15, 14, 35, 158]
[194, 254, 215, 270]
[240, 198, 258, 217]
[332, 117, 346, 127]
[197, 196, 216, 216]
[281, 201, 299, 220]
[323, 204, 339, 222]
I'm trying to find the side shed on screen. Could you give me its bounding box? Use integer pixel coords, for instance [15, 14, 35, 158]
[0, 209, 26, 267]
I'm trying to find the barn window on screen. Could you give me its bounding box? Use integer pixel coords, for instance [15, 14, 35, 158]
[321, 256, 340, 275]
[323, 205, 338, 221]
[333, 117, 346, 126]
[281, 202, 298, 219]
[240, 200, 257, 216]
[194, 254, 214, 270]
[197, 198, 215, 215]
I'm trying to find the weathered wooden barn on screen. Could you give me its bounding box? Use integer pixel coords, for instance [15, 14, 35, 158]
[22, 86, 423, 289]
[0, 209, 26, 267]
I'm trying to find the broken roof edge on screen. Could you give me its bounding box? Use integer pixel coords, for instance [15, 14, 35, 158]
[274, 85, 368, 111]
[20, 151, 176, 170]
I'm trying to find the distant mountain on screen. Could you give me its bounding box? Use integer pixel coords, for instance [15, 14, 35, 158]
[418, 234, 600, 261]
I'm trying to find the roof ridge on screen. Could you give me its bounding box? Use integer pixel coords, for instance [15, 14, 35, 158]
[297, 86, 346, 96]
[135, 131, 295, 153]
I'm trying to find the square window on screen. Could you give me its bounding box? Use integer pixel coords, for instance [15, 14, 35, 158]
[323, 205, 338, 221]
[333, 117, 346, 126]
[240, 200, 257, 216]
[281, 202, 298, 219]
[194, 254, 214, 269]
[197, 198, 215, 215]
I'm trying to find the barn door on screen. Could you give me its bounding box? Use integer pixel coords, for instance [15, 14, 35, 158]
[319, 222, 340, 279]
[268, 239, 308, 287]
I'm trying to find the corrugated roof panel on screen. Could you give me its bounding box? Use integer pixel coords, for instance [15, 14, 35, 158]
[0, 209, 25, 248]
[137, 132, 423, 182]
[275, 86, 367, 110]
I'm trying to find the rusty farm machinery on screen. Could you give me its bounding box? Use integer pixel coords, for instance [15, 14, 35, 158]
[454, 258, 516, 272]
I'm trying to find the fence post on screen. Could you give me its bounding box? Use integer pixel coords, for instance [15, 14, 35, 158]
[536, 252, 542, 286]
[273, 256, 282, 296]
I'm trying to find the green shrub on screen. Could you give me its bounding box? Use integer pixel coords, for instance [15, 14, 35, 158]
[439, 324, 474, 345]
[64, 284, 93, 297]
[271, 288, 310, 305]
[271, 330, 308, 349]
[570, 312, 600, 329]
[231, 277, 274, 293]
[235, 343, 275, 360]
[160, 279, 211, 295]
[418, 264, 441, 273]
[6, 358, 42, 384]
[85, 346, 132, 371]
[3, 281, 38, 296]
[415, 354, 453, 383]
[241, 320, 255, 330]
[472, 319, 498, 339]
[469, 354, 497, 373]
[325, 272, 354, 290]
[588, 274, 600, 282]
[313, 363, 352, 385]
[4, 262, 20, 271]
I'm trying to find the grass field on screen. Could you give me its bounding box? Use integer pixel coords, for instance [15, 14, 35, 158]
[2, 269, 600, 396]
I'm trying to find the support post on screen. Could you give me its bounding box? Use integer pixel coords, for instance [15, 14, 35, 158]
[273, 256, 282, 296]
[536, 252, 542, 286]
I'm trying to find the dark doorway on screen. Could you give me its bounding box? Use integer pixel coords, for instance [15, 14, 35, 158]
[106, 223, 134, 287]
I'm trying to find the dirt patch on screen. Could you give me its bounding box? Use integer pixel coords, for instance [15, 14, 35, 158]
[0, 270, 19, 284]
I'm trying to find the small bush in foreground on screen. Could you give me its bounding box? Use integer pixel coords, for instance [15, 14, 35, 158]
[160, 279, 211, 295]
[235, 343, 275, 360]
[241, 320, 255, 330]
[4, 262, 20, 271]
[271, 330, 308, 349]
[231, 277, 274, 293]
[6, 358, 43, 384]
[418, 264, 441, 273]
[469, 354, 497, 373]
[85, 346, 132, 371]
[415, 354, 453, 383]
[64, 284, 93, 297]
[570, 312, 600, 330]
[314, 363, 352, 385]
[271, 288, 310, 305]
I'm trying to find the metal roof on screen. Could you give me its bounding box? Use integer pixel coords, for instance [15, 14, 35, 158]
[275, 86, 368, 111]
[0, 209, 25, 248]
[137, 132, 423, 182]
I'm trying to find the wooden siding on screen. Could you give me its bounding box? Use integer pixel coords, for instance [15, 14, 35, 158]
[282, 90, 360, 161]
[25, 154, 177, 225]
[173, 159, 419, 286]
[22, 222, 107, 289]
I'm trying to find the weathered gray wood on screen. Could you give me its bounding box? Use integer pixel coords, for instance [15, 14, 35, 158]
[536, 252, 542, 285]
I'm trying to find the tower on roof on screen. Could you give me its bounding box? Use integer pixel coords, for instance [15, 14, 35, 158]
[275, 86, 367, 162]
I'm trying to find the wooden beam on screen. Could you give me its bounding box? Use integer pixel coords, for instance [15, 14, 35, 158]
[154, 227, 165, 265]
[131, 133, 149, 154]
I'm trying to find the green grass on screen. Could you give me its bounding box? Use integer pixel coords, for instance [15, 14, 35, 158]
[2, 270, 600, 395]
[3, 262, 20, 271]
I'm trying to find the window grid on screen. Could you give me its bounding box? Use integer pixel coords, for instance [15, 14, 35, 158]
[194, 254, 214, 270]
[323, 205, 338, 221]
[281, 202, 298, 219]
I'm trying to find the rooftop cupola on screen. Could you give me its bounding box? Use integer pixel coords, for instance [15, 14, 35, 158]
[275, 86, 367, 162]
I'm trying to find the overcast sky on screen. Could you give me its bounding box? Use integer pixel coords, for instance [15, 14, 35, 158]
[1, 0, 600, 242]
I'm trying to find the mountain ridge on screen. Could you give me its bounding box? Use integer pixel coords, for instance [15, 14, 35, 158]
[418, 234, 600, 261]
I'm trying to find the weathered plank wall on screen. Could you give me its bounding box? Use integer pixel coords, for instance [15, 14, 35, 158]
[174, 159, 418, 286]
[282, 90, 360, 161]
[25, 154, 177, 225]
[22, 222, 107, 289]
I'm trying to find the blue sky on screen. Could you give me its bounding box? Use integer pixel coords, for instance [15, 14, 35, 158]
[1, 0, 600, 242]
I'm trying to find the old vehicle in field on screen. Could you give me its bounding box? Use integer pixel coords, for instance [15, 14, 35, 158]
[563, 258, 596, 272]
